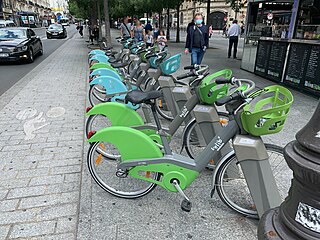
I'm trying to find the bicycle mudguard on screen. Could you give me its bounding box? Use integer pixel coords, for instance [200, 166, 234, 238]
[90, 62, 112, 71]
[90, 68, 122, 81]
[90, 76, 127, 95]
[89, 54, 109, 63]
[86, 102, 144, 127]
[88, 50, 105, 56]
[88, 126, 199, 192]
[88, 126, 162, 159]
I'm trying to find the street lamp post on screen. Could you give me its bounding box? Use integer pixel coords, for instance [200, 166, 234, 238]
[258, 100, 320, 239]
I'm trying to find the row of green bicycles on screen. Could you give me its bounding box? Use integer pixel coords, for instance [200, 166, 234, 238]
[85, 36, 294, 218]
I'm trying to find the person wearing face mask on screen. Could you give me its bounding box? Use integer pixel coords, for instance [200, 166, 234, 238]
[184, 13, 209, 65]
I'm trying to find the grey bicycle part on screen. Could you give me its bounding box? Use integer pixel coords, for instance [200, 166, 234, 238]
[172, 180, 192, 212]
[232, 135, 282, 218]
[214, 144, 288, 218]
[88, 84, 108, 106]
[157, 76, 179, 119]
[172, 86, 194, 125]
[87, 141, 159, 198]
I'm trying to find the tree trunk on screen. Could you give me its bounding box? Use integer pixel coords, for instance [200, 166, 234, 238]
[166, 8, 170, 40]
[176, 4, 180, 43]
[90, 0, 98, 26]
[206, 0, 211, 25]
[103, 0, 112, 47]
[97, 0, 102, 40]
[158, 12, 162, 28]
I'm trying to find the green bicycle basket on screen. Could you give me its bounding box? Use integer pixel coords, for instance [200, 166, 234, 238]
[198, 69, 232, 104]
[241, 85, 294, 136]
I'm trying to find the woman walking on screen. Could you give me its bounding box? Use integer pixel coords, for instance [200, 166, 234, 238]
[131, 21, 145, 42]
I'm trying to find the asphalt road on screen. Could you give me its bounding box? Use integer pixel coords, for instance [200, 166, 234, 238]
[0, 25, 78, 96]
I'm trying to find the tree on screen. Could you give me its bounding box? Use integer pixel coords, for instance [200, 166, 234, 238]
[103, 0, 112, 46]
[225, 0, 245, 19]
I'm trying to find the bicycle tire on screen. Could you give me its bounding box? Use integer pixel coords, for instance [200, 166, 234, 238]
[87, 141, 159, 198]
[88, 84, 109, 106]
[183, 112, 229, 159]
[85, 114, 120, 159]
[214, 144, 291, 218]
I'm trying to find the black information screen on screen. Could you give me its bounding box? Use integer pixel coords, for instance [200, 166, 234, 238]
[255, 40, 288, 82]
[304, 45, 320, 92]
[284, 43, 320, 95]
[255, 41, 272, 77]
[284, 43, 310, 86]
[267, 42, 288, 82]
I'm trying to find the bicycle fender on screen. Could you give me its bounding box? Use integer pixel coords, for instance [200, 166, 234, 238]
[89, 54, 109, 63]
[90, 68, 122, 81]
[90, 76, 128, 95]
[88, 126, 163, 160]
[88, 50, 105, 56]
[90, 62, 111, 71]
[86, 102, 144, 127]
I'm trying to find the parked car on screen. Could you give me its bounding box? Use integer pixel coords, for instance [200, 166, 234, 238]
[0, 20, 16, 28]
[0, 27, 43, 63]
[46, 24, 67, 39]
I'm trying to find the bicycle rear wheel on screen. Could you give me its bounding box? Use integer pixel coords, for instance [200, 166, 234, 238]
[214, 144, 292, 218]
[88, 84, 108, 106]
[85, 114, 120, 159]
[87, 141, 159, 198]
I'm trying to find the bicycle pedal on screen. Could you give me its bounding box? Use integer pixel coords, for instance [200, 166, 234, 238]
[181, 199, 192, 212]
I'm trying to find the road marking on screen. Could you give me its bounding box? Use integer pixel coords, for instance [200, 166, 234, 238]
[16, 107, 66, 140]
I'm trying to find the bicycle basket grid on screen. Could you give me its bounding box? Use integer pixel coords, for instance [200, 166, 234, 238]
[241, 85, 293, 136]
[160, 53, 181, 75]
[198, 69, 232, 104]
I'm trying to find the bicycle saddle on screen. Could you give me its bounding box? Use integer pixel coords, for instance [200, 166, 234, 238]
[111, 61, 129, 68]
[125, 90, 162, 104]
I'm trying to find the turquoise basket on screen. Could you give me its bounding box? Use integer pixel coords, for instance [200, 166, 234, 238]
[160, 54, 181, 75]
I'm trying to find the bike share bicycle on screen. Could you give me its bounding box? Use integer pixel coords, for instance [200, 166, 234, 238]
[86, 77, 294, 218]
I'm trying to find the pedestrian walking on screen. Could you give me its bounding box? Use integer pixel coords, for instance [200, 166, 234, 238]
[227, 20, 241, 59]
[89, 25, 99, 44]
[76, 23, 83, 38]
[187, 19, 195, 32]
[184, 13, 209, 65]
[145, 30, 154, 47]
[120, 17, 131, 38]
[153, 23, 159, 40]
[145, 21, 152, 32]
[156, 30, 167, 51]
[131, 21, 145, 42]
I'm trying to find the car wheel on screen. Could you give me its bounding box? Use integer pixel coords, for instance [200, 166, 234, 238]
[47, 35, 51, 39]
[27, 48, 34, 63]
[39, 45, 43, 56]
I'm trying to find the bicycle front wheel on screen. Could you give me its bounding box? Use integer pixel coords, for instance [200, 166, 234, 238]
[87, 141, 159, 198]
[214, 144, 292, 219]
[88, 84, 108, 106]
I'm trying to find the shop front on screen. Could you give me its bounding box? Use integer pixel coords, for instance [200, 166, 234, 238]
[241, 0, 320, 96]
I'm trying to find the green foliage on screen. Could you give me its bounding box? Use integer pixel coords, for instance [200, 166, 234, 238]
[225, 0, 245, 13]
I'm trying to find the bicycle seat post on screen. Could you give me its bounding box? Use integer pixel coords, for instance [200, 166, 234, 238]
[150, 101, 172, 155]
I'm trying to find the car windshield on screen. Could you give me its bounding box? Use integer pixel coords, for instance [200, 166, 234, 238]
[48, 25, 63, 30]
[0, 29, 26, 39]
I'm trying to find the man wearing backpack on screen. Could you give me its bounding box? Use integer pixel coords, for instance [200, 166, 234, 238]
[120, 17, 132, 38]
[184, 13, 209, 65]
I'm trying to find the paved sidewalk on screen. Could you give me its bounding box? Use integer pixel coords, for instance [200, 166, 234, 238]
[0, 34, 87, 239]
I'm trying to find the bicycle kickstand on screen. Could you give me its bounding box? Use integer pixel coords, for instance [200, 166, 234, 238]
[172, 180, 192, 212]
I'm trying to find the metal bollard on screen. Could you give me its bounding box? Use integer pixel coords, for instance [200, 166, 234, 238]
[258, 101, 320, 240]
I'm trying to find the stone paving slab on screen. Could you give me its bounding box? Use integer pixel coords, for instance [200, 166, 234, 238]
[0, 33, 87, 239]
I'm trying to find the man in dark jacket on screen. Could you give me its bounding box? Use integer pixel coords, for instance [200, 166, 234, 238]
[184, 13, 209, 65]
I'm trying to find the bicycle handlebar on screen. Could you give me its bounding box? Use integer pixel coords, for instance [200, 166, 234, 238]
[184, 64, 199, 70]
[215, 78, 232, 84]
[215, 78, 256, 106]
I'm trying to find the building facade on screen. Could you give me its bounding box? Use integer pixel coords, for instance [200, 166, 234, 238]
[0, 0, 51, 26]
[163, 0, 247, 29]
[48, 0, 68, 17]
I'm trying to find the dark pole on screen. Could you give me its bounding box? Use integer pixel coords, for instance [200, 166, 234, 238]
[176, 4, 180, 43]
[206, 0, 210, 25]
[258, 101, 320, 239]
[97, 0, 102, 40]
[166, 8, 170, 40]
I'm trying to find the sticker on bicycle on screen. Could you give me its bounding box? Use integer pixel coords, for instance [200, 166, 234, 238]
[179, 106, 189, 118]
[211, 136, 224, 152]
[239, 138, 255, 145]
[295, 202, 320, 233]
